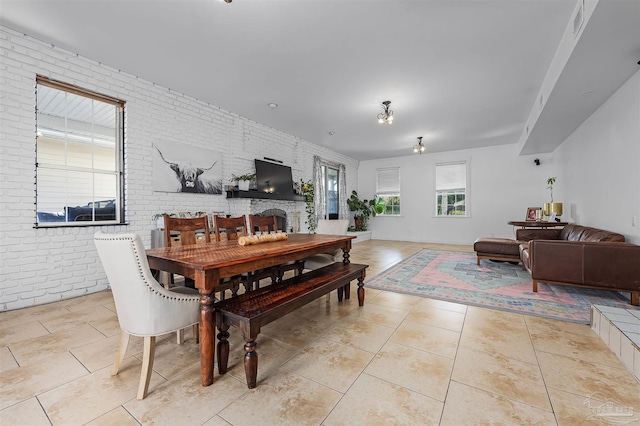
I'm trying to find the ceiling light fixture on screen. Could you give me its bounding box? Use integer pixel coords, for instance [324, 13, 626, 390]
[377, 100, 394, 124]
[268, 103, 278, 108]
[413, 136, 425, 154]
[220, 0, 232, 3]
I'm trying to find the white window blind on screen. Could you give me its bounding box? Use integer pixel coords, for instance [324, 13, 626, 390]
[435, 162, 466, 190]
[377, 167, 400, 195]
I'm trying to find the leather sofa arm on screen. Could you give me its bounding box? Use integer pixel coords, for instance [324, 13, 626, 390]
[529, 240, 640, 290]
[516, 228, 561, 242]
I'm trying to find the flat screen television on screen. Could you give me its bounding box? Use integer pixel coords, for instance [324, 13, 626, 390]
[255, 159, 294, 195]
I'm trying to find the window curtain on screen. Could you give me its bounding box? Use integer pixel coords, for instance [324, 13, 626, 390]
[312, 156, 325, 226]
[338, 164, 348, 220]
[312, 155, 348, 222]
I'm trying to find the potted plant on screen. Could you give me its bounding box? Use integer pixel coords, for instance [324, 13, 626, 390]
[231, 173, 256, 191]
[346, 191, 385, 231]
[543, 177, 563, 219]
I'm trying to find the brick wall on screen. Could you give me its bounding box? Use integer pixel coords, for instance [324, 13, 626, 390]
[0, 26, 359, 311]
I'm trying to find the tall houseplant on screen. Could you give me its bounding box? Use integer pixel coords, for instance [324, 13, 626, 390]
[346, 191, 385, 231]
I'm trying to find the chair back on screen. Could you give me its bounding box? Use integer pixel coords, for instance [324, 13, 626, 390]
[214, 216, 247, 241]
[316, 219, 349, 236]
[248, 214, 278, 235]
[164, 215, 211, 247]
[94, 232, 199, 336]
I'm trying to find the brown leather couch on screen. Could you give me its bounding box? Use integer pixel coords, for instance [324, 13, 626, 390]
[518, 224, 639, 306]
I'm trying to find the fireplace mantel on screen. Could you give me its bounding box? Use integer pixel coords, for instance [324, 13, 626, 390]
[226, 190, 304, 202]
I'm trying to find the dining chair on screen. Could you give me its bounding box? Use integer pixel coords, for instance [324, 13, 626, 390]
[304, 219, 350, 270]
[248, 214, 305, 285]
[213, 215, 250, 297]
[163, 215, 210, 289]
[304, 219, 350, 301]
[94, 232, 200, 400]
[213, 215, 248, 241]
[164, 214, 210, 247]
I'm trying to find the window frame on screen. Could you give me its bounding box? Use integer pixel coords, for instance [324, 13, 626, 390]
[35, 75, 126, 228]
[435, 160, 470, 217]
[376, 167, 401, 216]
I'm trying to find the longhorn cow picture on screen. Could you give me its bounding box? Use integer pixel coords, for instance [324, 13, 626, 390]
[152, 141, 222, 194]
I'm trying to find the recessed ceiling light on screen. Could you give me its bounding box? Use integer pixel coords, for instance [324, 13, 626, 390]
[268, 103, 278, 109]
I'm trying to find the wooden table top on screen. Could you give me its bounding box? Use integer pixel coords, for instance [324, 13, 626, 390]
[146, 233, 354, 271]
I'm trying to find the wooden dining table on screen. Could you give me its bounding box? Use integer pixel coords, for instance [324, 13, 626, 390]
[146, 233, 356, 386]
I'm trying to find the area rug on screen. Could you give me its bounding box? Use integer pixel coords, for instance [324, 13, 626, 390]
[367, 249, 635, 324]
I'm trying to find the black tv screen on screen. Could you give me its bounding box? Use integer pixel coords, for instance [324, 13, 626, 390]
[255, 159, 294, 194]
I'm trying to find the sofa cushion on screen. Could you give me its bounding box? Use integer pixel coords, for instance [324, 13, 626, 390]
[559, 224, 625, 242]
[473, 238, 521, 257]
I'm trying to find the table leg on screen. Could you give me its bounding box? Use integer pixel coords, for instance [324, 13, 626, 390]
[199, 290, 216, 386]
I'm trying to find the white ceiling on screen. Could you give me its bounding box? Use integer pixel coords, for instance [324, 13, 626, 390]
[1, 0, 638, 161]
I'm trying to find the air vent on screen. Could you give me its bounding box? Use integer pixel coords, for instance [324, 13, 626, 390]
[573, 0, 584, 37]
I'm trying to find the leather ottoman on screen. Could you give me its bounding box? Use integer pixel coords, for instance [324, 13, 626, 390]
[473, 238, 522, 265]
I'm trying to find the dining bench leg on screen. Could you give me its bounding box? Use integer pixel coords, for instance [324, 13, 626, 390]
[357, 275, 365, 306]
[244, 339, 259, 389]
[215, 315, 230, 374]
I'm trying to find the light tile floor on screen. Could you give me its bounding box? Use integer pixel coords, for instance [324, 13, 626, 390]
[1, 240, 639, 425]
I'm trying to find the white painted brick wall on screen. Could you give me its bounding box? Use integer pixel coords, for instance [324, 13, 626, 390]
[0, 26, 359, 311]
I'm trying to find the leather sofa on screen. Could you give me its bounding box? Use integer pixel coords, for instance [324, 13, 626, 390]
[518, 224, 639, 305]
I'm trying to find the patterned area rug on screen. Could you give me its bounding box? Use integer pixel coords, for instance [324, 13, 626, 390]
[367, 249, 635, 324]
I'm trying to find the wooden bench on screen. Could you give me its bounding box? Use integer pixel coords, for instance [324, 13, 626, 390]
[213, 262, 368, 388]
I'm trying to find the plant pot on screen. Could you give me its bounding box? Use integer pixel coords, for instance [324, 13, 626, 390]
[155, 216, 164, 229]
[238, 180, 250, 191]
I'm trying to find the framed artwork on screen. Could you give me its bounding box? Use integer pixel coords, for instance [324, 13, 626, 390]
[177, 211, 191, 218]
[152, 140, 223, 194]
[526, 207, 541, 221]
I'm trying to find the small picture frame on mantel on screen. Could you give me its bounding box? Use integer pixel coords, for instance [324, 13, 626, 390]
[526, 207, 541, 221]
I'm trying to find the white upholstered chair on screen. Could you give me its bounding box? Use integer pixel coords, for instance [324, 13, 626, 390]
[94, 232, 201, 400]
[304, 219, 350, 270]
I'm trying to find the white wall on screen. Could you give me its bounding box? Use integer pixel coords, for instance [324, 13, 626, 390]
[358, 144, 558, 245]
[0, 27, 358, 311]
[555, 70, 640, 244]
[359, 70, 640, 246]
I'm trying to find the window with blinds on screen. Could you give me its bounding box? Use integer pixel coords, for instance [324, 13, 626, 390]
[376, 167, 400, 215]
[435, 161, 468, 216]
[35, 76, 125, 226]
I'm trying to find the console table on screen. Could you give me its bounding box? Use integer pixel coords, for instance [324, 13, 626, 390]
[508, 221, 568, 228]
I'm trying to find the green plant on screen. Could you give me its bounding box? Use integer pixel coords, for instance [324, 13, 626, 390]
[547, 177, 556, 202]
[231, 173, 256, 182]
[152, 212, 176, 221]
[299, 179, 316, 232]
[346, 191, 385, 231]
